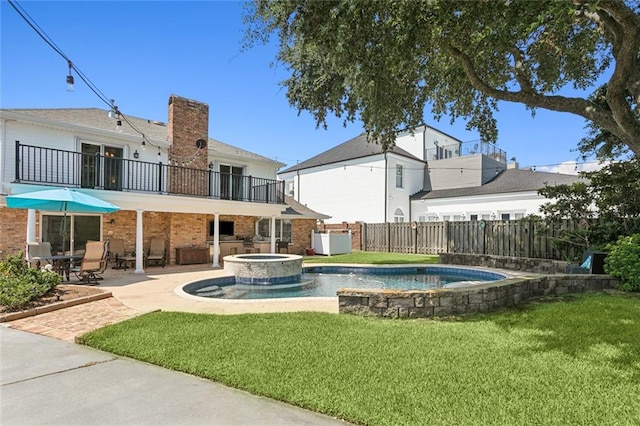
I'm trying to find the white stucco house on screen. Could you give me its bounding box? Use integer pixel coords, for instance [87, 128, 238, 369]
[279, 125, 580, 224]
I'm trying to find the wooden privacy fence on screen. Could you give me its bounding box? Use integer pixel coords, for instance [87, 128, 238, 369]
[362, 220, 583, 260]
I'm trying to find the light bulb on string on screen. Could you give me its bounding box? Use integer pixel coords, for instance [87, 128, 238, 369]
[66, 60, 74, 92]
[115, 113, 123, 133]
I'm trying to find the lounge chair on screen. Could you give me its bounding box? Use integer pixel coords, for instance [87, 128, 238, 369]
[109, 238, 136, 270]
[72, 241, 109, 284]
[145, 237, 166, 267]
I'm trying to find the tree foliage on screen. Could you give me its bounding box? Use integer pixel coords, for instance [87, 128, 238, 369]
[245, 0, 640, 154]
[538, 158, 640, 249]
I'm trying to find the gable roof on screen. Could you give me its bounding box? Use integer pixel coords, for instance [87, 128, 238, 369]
[281, 195, 331, 220]
[411, 169, 583, 200]
[279, 133, 423, 173]
[1, 108, 283, 167]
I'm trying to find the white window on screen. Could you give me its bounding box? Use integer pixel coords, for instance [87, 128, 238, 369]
[257, 218, 292, 242]
[427, 215, 439, 222]
[418, 215, 426, 222]
[395, 165, 404, 188]
[394, 208, 405, 223]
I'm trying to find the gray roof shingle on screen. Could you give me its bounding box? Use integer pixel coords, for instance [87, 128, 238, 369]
[411, 169, 583, 199]
[279, 133, 423, 173]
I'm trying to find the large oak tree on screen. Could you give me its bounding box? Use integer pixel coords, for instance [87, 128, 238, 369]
[245, 0, 640, 154]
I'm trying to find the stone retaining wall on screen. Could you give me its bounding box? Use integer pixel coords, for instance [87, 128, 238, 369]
[338, 275, 618, 319]
[439, 253, 571, 274]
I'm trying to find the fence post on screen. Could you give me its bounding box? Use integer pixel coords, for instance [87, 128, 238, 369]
[362, 223, 367, 251]
[445, 221, 450, 253]
[386, 222, 390, 253]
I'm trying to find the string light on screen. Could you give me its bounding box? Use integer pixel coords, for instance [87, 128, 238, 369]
[108, 99, 116, 119]
[65, 60, 74, 92]
[7, 0, 175, 158]
[115, 112, 123, 133]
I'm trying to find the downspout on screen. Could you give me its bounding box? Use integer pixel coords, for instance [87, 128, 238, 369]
[296, 170, 300, 202]
[0, 119, 6, 195]
[384, 152, 388, 223]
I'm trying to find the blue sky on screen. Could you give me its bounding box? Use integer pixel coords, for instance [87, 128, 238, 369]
[1, 1, 603, 173]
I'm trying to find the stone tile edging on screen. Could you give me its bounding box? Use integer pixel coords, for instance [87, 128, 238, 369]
[0, 291, 113, 323]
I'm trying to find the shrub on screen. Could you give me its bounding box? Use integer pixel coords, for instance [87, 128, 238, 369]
[604, 234, 640, 292]
[0, 252, 62, 310]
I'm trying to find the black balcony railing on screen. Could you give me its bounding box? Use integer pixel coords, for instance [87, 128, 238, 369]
[14, 141, 285, 204]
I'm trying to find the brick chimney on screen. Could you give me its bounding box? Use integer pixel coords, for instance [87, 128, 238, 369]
[167, 95, 209, 195]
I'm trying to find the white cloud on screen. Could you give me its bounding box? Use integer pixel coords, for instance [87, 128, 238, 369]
[533, 160, 609, 175]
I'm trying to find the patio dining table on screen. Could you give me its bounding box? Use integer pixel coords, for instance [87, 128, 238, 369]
[41, 255, 83, 281]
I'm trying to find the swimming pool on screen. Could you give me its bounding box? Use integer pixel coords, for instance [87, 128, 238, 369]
[182, 265, 506, 300]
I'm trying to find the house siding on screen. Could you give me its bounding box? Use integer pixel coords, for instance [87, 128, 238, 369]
[282, 156, 388, 224]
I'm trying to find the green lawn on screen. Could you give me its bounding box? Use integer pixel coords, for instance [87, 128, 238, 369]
[303, 251, 439, 264]
[80, 293, 640, 425]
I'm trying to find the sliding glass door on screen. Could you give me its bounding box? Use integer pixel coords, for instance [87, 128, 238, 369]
[42, 214, 101, 255]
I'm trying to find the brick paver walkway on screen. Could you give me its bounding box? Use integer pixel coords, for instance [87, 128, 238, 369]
[6, 297, 143, 342]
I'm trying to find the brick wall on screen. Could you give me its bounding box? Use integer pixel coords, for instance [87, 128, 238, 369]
[292, 219, 315, 255]
[0, 208, 28, 258]
[167, 95, 209, 195]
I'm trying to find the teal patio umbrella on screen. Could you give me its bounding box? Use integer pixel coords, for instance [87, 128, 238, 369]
[6, 188, 120, 213]
[6, 188, 120, 253]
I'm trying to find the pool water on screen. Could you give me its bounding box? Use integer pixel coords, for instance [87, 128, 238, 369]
[184, 266, 505, 300]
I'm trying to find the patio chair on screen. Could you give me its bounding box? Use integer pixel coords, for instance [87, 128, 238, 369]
[26, 242, 52, 268]
[145, 237, 166, 267]
[71, 240, 109, 285]
[109, 238, 136, 270]
[277, 240, 289, 253]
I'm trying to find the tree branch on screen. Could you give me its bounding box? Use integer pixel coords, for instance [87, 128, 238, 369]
[510, 48, 534, 95]
[448, 42, 640, 151]
[595, 1, 640, 140]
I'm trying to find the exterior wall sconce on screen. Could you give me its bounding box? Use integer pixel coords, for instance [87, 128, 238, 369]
[108, 219, 116, 225]
[133, 150, 139, 159]
[208, 162, 214, 170]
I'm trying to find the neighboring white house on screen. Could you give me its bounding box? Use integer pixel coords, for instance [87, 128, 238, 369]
[279, 131, 427, 223]
[411, 168, 582, 222]
[0, 95, 327, 266]
[279, 125, 580, 224]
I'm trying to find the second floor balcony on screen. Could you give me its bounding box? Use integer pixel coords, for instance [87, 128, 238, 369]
[13, 141, 285, 205]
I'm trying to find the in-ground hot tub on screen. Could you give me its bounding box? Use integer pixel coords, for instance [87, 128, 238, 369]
[223, 253, 303, 285]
